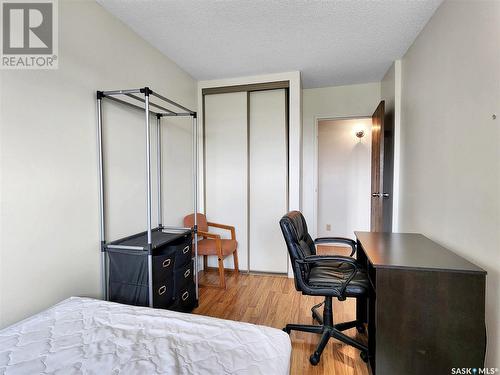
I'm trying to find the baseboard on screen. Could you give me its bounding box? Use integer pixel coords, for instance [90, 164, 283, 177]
[201, 267, 287, 278]
[202, 266, 239, 273]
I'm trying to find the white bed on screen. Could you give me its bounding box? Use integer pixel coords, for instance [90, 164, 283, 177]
[0, 297, 291, 374]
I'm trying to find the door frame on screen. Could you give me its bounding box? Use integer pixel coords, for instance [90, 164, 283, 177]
[312, 114, 371, 239]
[202, 82, 290, 274]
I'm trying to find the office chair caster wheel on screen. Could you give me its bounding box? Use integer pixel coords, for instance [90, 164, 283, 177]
[360, 351, 369, 363]
[309, 353, 320, 366]
[356, 324, 366, 334]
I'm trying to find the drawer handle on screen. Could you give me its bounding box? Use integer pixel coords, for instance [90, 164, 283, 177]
[162, 259, 171, 268]
[182, 246, 190, 254]
[182, 291, 189, 301]
[158, 285, 166, 295]
[184, 269, 191, 278]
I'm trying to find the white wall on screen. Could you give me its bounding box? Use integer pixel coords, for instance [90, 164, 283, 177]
[381, 64, 395, 114]
[0, 0, 196, 328]
[399, 0, 500, 365]
[381, 61, 402, 232]
[303, 83, 381, 237]
[317, 118, 372, 239]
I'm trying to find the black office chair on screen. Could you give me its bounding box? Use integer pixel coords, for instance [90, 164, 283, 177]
[279, 211, 369, 365]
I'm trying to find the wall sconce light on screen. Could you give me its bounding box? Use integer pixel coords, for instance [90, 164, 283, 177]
[355, 130, 365, 139]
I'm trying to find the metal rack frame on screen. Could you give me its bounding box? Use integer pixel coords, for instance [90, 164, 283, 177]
[96, 87, 199, 307]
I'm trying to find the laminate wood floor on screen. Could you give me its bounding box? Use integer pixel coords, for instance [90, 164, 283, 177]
[193, 266, 369, 375]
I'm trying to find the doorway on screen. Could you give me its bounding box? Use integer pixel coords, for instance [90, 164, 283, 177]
[316, 118, 372, 240]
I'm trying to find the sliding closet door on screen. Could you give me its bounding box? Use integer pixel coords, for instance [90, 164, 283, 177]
[249, 89, 288, 273]
[204, 92, 247, 270]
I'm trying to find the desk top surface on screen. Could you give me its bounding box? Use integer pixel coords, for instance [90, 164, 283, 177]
[354, 232, 486, 274]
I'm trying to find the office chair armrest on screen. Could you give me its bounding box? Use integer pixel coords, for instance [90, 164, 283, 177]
[301, 255, 358, 266]
[297, 255, 359, 300]
[207, 222, 236, 240]
[314, 237, 357, 256]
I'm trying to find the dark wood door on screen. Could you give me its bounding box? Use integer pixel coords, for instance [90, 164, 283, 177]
[370, 101, 394, 232]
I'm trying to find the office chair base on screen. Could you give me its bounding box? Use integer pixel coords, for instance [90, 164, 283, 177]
[284, 296, 368, 366]
[310, 352, 321, 365]
[311, 301, 366, 333]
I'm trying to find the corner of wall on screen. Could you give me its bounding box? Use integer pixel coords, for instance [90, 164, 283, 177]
[392, 60, 402, 232]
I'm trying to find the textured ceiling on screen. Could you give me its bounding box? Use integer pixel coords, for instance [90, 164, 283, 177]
[97, 0, 442, 88]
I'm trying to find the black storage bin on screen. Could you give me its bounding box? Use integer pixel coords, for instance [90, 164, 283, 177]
[170, 283, 197, 312]
[173, 242, 193, 269]
[107, 228, 197, 311]
[108, 250, 150, 306]
[173, 261, 193, 298]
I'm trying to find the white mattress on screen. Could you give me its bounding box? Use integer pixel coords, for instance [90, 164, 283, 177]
[0, 297, 291, 374]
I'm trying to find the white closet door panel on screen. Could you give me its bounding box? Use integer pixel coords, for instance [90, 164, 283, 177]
[204, 92, 247, 270]
[249, 89, 288, 273]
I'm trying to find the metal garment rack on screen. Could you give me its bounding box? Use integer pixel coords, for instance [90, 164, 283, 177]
[96, 87, 199, 307]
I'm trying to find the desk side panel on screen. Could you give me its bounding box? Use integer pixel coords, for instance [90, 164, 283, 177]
[375, 268, 486, 375]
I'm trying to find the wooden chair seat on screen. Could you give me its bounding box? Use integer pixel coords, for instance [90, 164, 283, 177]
[197, 239, 238, 256]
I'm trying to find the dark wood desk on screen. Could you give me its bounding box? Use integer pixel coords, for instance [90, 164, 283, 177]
[355, 232, 486, 375]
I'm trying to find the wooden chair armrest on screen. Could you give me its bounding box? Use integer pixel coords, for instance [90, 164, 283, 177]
[198, 230, 220, 240]
[207, 222, 234, 231]
[207, 222, 236, 240]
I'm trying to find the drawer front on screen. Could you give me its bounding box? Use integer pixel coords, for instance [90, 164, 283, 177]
[152, 280, 174, 308]
[155, 233, 192, 269]
[152, 253, 175, 284]
[173, 262, 193, 297]
[173, 242, 192, 269]
[170, 283, 197, 313]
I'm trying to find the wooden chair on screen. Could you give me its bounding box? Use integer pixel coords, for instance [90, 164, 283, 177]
[183, 213, 239, 289]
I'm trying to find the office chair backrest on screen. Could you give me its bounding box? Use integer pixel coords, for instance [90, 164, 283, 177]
[279, 211, 316, 289]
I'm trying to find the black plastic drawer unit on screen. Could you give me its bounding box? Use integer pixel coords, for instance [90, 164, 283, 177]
[107, 228, 197, 312]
